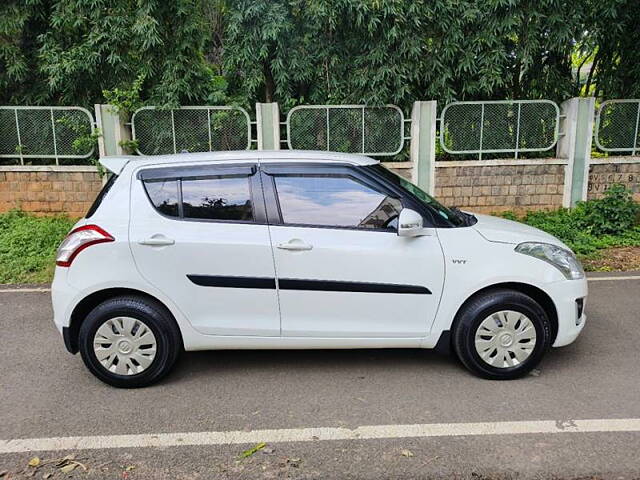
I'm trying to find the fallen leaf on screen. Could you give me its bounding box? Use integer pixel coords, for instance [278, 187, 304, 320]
[55, 455, 75, 467]
[60, 463, 76, 474]
[125, 465, 136, 471]
[401, 449, 414, 457]
[43, 473, 53, 479]
[240, 442, 266, 458]
[28, 457, 41, 467]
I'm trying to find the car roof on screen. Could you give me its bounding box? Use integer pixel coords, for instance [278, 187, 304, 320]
[100, 150, 379, 175]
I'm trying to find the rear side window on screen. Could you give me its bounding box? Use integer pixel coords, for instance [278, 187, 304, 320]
[274, 175, 402, 230]
[182, 177, 253, 221]
[141, 166, 256, 222]
[145, 180, 180, 217]
[86, 174, 117, 218]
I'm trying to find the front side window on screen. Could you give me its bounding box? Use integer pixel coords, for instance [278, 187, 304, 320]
[274, 175, 402, 230]
[182, 176, 253, 221]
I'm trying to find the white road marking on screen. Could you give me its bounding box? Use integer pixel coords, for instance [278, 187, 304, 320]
[1, 418, 639, 454]
[0, 275, 638, 294]
[0, 288, 50, 293]
[588, 275, 640, 281]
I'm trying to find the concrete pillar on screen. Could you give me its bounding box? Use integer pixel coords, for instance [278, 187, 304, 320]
[256, 102, 280, 150]
[94, 104, 132, 156]
[557, 97, 595, 207]
[410, 101, 437, 194]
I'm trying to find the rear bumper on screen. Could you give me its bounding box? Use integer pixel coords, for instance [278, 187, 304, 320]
[548, 277, 588, 347]
[51, 267, 80, 353]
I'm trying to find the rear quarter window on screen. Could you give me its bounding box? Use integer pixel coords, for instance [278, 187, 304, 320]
[144, 180, 180, 217]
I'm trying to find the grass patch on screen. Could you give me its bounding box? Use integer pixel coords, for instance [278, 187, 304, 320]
[0, 210, 76, 284]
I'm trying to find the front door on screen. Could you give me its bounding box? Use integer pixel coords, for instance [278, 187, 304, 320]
[129, 162, 280, 336]
[262, 163, 445, 338]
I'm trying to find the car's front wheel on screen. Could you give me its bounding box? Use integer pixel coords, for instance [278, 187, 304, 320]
[78, 295, 182, 388]
[452, 289, 551, 380]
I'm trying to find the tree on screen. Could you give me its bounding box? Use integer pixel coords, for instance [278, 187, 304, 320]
[1, 0, 227, 107]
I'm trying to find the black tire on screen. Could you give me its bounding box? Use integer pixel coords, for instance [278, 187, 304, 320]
[452, 289, 551, 380]
[78, 295, 182, 388]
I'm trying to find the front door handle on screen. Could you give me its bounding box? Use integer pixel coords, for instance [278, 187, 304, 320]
[277, 239, 313, 251]
[139, 235, 175, 246]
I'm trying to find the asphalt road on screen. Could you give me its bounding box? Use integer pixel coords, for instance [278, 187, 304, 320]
[1, 274, 640, 479]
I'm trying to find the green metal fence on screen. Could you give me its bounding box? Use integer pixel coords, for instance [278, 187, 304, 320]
[438, 100, 560, 160]
[131, 106, 252, 155]
[285, 105, 407, 156]
[595, 100, 640, 155]
[0, 106, 95, 165]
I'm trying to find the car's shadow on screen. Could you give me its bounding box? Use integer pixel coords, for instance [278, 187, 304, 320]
[166, 347, 459, 383]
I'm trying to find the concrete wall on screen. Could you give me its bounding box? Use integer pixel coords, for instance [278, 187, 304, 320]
[0, 167, 102, 218]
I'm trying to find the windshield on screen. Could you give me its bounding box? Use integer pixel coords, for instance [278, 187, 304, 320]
[369, 165, 465, 227]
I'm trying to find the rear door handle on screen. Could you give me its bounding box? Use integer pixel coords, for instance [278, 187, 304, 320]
[138, 235, 175, 246]
[277, 240, 313, 251]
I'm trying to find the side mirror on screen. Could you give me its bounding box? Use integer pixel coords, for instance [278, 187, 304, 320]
[397, 208, 425, 237]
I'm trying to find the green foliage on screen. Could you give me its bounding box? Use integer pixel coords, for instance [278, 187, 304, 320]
[103, 75, 146, 114]
[2, 0, 639, 109]
[574, 184, 640, 235]
[501, 185, 640, 256]
[0, 210, 76, 284]
[1, 0, 229, 107]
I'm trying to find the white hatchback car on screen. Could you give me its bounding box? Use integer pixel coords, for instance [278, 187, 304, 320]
[52, 151, 587, 387]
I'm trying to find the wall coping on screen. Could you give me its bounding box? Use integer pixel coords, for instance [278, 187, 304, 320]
[435, 158, 569, 167]
[381, 161, 413, 169]
[589, 156, 640, 165]
[0, 165, 99, 172]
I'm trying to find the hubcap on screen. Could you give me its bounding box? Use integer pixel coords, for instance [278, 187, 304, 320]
[93, 317, 157, 376]
[474, 310, 537, 368]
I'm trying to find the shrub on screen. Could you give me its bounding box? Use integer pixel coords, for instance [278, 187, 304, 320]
[574, 184, 639, 235]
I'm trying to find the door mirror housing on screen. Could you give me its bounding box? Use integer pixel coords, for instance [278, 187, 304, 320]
[397, 208, 426, 237]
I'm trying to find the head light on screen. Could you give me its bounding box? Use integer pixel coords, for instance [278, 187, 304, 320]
[515, 242, 585, 280]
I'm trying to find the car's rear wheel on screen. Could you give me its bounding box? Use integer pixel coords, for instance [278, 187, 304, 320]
[78, 295, 181, 388]
[452, 289, 551, 380]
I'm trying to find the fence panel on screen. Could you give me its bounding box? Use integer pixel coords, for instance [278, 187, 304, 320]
[286, 105, 405, 156]
[0, 106, 95, 165]
[595, 99, 640, 154]
[131, 106, 251, 155]
[439, 100, 560, 159]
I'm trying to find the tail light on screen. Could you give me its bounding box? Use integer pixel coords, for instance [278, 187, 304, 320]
[56, 225, 114, 267]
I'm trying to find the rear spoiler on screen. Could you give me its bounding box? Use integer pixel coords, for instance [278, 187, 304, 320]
[99, 156, 135, 175]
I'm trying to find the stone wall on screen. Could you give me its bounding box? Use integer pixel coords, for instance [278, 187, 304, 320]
[434, 163, 566, 214]
[0, 168, 103, 218]
[587, 161, 640, 201]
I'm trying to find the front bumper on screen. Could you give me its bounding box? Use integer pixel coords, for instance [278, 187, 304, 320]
[548, 277, 588, 347]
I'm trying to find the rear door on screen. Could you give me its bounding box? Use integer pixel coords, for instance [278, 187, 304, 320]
[129, 162, 280, 336]
[262, 162, 445, 338]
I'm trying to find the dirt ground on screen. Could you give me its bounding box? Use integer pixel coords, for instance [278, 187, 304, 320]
[582, 246, 640, 271]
